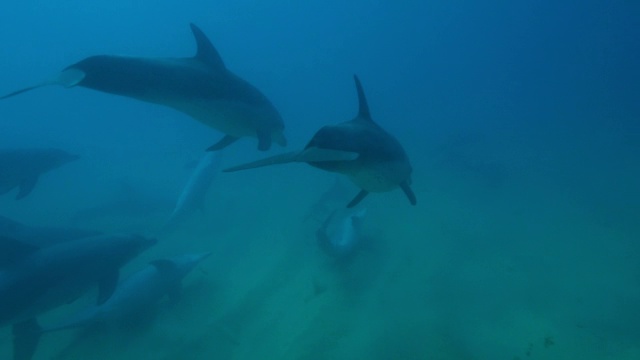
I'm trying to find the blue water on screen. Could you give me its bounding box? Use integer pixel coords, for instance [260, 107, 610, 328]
[1, 1, 639, 359]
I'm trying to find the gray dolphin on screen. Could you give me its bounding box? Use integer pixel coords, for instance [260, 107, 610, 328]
[0, 24, 286, 151]
[38, 252, 210, 333]
[0, 233, 156, 360]
[0, 148, 79, 200]
[224, 76, 416, 207]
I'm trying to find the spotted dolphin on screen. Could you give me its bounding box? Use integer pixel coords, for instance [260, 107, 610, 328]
[0, 148, 79, 200]
[0, 24, 286, 151]
[224, 76, 416, 207]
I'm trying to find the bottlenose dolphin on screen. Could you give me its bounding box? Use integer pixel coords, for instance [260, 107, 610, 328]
[164, 151, 223, 231]
[0, 148, 79, 200]
[224, 76, 416, 207]
[0, 24, 286, 151]
[37, 252, 210, 334]
[0, 234, 156, 360]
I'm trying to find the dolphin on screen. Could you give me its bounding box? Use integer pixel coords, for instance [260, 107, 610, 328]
[317, 208, 367, 258]
[164, 151, 223, 231]
[37, 252, 211, 334]
[0, 215, 101, 250]
[0, 24, 286, 151]
[0, 148, 79, 200]
[224, 76, 416, 207]
[0, 233, 156, 360]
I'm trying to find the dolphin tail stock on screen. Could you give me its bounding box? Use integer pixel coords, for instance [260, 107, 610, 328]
[0, 68, 85, 101]
[13, 318, 42, 360]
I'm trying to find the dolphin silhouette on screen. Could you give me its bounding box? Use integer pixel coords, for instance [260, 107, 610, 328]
[224, 76, 416, 207]
[0, 24, 286, 151]
[0, 148, 79, 200]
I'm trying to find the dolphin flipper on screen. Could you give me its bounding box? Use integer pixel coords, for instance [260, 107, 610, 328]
[13, 319, 42, 360]
[347, 190, 369, 208]
[400, 181, 417, 205]
[16, 176, 38, 200]
[207, 135, 238, 151]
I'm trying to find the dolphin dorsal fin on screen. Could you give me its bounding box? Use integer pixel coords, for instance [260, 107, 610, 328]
[353, 75, 372, 122]
[190, 23, 226, 70]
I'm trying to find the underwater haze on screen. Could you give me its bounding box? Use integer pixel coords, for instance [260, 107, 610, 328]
[1, 1, 639, 359]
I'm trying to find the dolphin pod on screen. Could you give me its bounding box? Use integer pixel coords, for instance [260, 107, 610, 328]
[224, 75, 416, 207]
[0, 24, 287, 152]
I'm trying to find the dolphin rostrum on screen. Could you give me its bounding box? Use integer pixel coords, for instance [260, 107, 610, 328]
[0, 148, 79, 200]
[0, 24, 286, 151]
[224, 76, 416, 207]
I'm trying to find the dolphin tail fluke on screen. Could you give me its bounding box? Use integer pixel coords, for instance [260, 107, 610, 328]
[0, 69, 85, 101]
[207, 135, 238, 151]
[13, 319, 42, 360]
[400, 181, 417, 205]
[347, 190, 369, 208]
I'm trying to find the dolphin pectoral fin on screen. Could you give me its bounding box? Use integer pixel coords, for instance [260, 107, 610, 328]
[347, 190, 369, 208]
[295, 147, 359, 163]
[257, 129, 272, 151]
[207, 135, 238, 151]
[400, 181, 417, 205]
[223, 151, 300, 172]
[13, 318, 42, 360]
[97, 270, 119, 305]
[16, 176, 39, 200]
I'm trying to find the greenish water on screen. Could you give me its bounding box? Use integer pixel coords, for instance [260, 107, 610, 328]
[2, 130, 637, 360]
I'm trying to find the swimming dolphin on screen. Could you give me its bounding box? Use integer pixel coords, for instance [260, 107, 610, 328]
[164, 151, 223, 231]
[224, 76, 416, 207]
[37, 252, 211, 334]
[0, 148, 79, 200]
[0, 233, 156, 360]
[0, 24, 286, 151]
